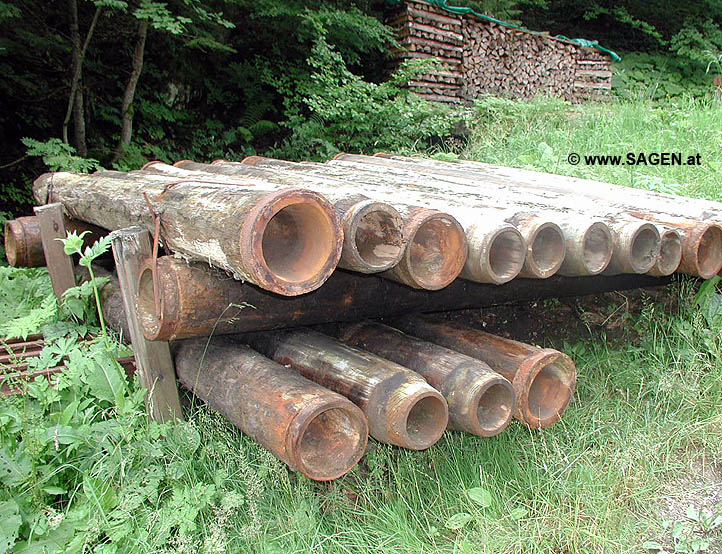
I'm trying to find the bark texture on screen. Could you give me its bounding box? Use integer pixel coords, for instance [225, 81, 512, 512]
[32, 171, 342, 296]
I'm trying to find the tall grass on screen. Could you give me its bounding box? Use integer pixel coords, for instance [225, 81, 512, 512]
[461, 95, 722, 200]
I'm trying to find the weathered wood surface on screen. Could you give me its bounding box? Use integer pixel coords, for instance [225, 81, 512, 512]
[152, 160, 467, 290]
[244, 328, 448, 450]
[338, 321, 514, 437]
[33, 170, 342, 295]
[110, 227, 182, 423]
[142, 161, 405, 274]
[337, 154, 721, 277]
[372, 154, 722, 221]
[174, 336, 368, 481]
[34, 203, 76, 299]
[239, 157, 529, 284]
[137, 256, 672, 340]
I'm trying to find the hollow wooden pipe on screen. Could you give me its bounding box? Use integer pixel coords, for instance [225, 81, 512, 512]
[241, 156, 524, 285]
[4, 216, 106, 268]
[174, 337, 368, 481]
[243, 328, 448, 450]
[337, 321, 514, 437]
[33, 171, 342, 296]
[390, 315, 576, 429]
[147, 160, 406, 275]
[348, 154, 719, 277]
[648, 227, 682, 277]
[239, 158, 469, 289]
[136, 256, 672, 341]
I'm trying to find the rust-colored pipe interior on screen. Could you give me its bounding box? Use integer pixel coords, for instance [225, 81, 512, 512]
[655, 230, 683, 276]
[489, 228, 525, 282]
[293, 406, 368, 481]
[406, 214, 466, 289]
[583, 222, 613, 274]
[353, 205, 403, 270]
[694, 225, 722, 278]
[524, 354, 575, 428]
[260, 202, 337, 283]
[528, 224, 565, 277]
[475, 382, 514, 434]
[630, 226, 661, 273]
[402, 393, 448, 448]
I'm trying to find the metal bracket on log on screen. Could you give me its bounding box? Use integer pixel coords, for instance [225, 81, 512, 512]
[110, 226, 183, 423]
[34, 203, 76, 299]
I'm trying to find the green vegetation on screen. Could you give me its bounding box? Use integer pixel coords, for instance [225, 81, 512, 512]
[3, 0, 722, 216]
[2, 96, 722, 553]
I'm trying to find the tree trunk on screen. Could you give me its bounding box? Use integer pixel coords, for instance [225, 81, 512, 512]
[62, 2, 101, 156]
[32, 171, 342, 296]
[112, 21, 148, 163]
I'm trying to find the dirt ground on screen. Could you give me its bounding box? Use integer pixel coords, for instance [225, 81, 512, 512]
[422, 283, 678, 350]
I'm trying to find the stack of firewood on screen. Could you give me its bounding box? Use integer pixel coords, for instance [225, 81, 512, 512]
[388, 0, 465, 103]
[387, 0, 613, 103]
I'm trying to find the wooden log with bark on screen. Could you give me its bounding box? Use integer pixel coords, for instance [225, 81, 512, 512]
[32, 171, 342, 296]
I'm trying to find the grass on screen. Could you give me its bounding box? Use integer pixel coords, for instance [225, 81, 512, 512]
[2, 95, 722, 553]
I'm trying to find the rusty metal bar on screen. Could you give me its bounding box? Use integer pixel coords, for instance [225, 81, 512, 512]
[337, 321, 514, 437]
[244, 329, 448, 450]
[174, 337, 368, 481]
[390, 314, 577, 429]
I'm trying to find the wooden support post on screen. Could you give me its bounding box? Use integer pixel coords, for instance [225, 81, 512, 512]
[110, 226, 182, 422]
[34, 203, 76, 300]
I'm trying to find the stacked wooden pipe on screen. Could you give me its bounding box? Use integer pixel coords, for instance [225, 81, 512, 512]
[6, 152, 720, 480]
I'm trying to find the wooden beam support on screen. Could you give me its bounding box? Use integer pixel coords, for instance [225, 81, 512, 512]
[34, 203, 76, 300]
[110, 226, 182, 422]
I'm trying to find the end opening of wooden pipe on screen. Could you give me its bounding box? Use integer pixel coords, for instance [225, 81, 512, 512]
[137, 261, 175, 341]
[680, 223, 722, 279]
[339, 200, 404, 273]
[648, 228, 682, 277]
[287, 398, 369, 481]
[517, 220, 566, 279]
[387, 209, 467, 290]
[515, 349, 576, 428]
[626, 223, 662, 273]
[462, 223, 525, 284]
[371, 379, 448, 450]
[559, 221, 613, 276]
[458, 370, 515, 436]
[240, 188, 342, 296]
